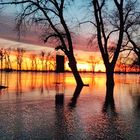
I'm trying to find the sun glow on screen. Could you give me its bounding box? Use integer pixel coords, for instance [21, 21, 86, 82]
[3, 53, 106, 72]
[65, 61, 106, 72]
[0, 38, 106, 72]
[94, 64, 105, 72]
[77, 63, 91, 71]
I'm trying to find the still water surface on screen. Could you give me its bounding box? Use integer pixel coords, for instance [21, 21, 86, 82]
[0, 72, 140, 140]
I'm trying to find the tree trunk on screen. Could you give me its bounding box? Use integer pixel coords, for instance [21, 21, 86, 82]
[68, 56, 84, 86]
[102, 64, 116, 112]
[106, 64, 115, 87]
[103, 79, 115, 112]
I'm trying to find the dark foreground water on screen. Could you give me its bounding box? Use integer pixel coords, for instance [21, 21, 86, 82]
[0, 72, 140, 140]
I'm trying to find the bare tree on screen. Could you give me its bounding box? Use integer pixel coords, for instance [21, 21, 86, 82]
[16, 48, 25, 71]
[30, 53, 38, 71]
[130, 57, 140, 72]
[4, 48, 12, 71]
[88, 55, 100, 72]
[91, 0, 138, 85]
[0, 0, 84, 86]
[121, 0, 140, 69]
[40, 51, 45, 71]
[124, 30, 140, 69]
[44, 52, 51, 71]
[125, 33, 140, 66]
[48, 54, 56, 71]
[0, 48, 4, 71]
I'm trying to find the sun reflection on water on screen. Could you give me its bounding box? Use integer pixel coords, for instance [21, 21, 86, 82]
[0, 72, 140, 139]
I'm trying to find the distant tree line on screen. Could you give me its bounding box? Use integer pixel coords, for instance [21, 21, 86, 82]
[0, 48, 56, 72]
[0, 0, 140, 89]
[0, 47, 139, 73]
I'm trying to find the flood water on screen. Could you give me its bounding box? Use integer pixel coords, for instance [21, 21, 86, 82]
[0, 72, 140, 140]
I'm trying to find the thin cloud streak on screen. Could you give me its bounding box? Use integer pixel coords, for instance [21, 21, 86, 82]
[0, 15, 99, 52]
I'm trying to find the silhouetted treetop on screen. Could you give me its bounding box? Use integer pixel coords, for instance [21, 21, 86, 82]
[0, 0, 84, 86]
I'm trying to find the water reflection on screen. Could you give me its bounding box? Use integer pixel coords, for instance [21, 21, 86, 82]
[0, 72, 139, 139]
[136, 97, 140, 110]
[55, 101, 86, 139]
[55, 73, 65, 106]
[55, 105, 66, 139]
[14, 94, 23, 139]
[129, 86, 140, 111]
[16, 72, 22, 95]
[69, 85, 83, 108]
[0, 72, 56, 95]
[102, 81, 116, 115]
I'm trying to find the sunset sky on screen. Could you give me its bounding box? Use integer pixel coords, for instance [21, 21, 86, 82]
[0, 0, 138, 72]
[0, 1, 104, 72]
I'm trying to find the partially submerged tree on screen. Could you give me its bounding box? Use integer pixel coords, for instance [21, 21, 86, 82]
[0, 0, 84, 86]
[91, 0, 139, 85]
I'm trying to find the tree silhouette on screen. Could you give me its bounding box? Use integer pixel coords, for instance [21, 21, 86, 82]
[131, 57, 140, 72]
[121, 0, 140, 70]
[0, 48, 4, 71]
[40, 51, 45, 71]
[4, 48, 12, 71]
[16, 48, 25, 71]
[0, 0, 84, 86]
[91, 0, 139, 85]
[69, 85, 83, 108]
[88, 55, 96, 72]
[124, 30, 140, 69]
[102, 82, 116, 114]
[30, 53, 38, 71]
[44, 52, 51, 72]
[48, 54, 56, 71]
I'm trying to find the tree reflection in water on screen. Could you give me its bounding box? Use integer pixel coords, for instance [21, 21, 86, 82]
[68, 85, 83, 108]
[0, 72, 140, 139]
[102, 78, 117, 116]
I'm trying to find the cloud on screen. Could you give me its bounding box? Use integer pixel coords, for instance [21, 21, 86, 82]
[73, 35, 99, 52]
[0, 14, 99, 52]
[0, 14, 43, 45]
[0, 38, 54, 54]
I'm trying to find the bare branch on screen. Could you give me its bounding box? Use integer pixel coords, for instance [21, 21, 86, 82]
[79, 21, 97, 27]
[0, 1, 30, 5]
[106, 29, 119, 41]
